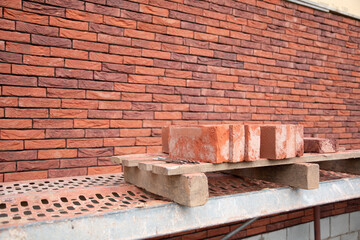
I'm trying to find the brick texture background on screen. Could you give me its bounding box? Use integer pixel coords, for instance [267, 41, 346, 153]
[0, 0, 359, 181]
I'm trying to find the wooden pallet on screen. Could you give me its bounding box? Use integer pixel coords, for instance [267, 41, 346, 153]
[111, 151, 360, 207]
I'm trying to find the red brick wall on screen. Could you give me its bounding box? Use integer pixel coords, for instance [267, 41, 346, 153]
[150, 198, 360, 239]
[0, 0, 359, 181]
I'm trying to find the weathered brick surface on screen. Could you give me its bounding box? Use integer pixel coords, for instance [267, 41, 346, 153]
[0, 0, 359, 180]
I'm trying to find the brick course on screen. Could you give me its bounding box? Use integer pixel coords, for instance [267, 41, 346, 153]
[0, 0, 359, 179]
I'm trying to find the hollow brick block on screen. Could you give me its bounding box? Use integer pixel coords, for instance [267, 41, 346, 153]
[304, 137, 337, 153]
[169, 125, 245, 163]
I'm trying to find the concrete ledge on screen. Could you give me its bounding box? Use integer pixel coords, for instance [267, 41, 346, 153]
[1, 177, 360, 240]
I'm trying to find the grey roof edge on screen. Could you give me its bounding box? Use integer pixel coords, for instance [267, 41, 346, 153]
[287, 0, 360, 21]
[1, 177, 360, 240]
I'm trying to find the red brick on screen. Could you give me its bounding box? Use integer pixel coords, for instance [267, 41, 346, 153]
[110, 120, 142, 128]
[103, 15, 136, 28]
[0, 119, 32, 129]
[114, 146, 146, 155]
[19, 97, 60, 108]
[89, 52, 123, 64]
[66, 9, 102, 23]
[0, 63, 10, 73]
[104, 137, 135, 146]
[65, 59, 101, 71]
[88, 165, 122, 175]
[47, 88, 85, 99]
[33, 119, 73, 129]
[98, 101, 131, 110]
[122, 92, 152, 102]
[17, 160, 59, 171]
[0, 18, 15, 30]
[6, 42, 49, 56]
[60, 158, 97, 168]
[128, 75, 158, 84]
[67, 138, 103, 148]
[26, 58, 69, 73]
[50, 47, 88, 60]
[140, 4, 169, 16]
[62, 99, 98, 109]
[38, 149, 77, 159]
[5, 9, 48, 25]
[3, 86, 46, 97]
[73, 40, 108, 52]
[78, 147, 113, 157]
[86, 91, 120, 100]
[0, 0, 21, 9]
[50, 16, 88, 30]
[244, 125, 261, 161]
[304, 137, 337, 153]
[12, 65, 54, 76]
[153, 94, 181, 103]
[25, 139, 65, 149]
[1, 130, 45, 139]
[0, 140, 23, 150]
[46, 129, 84, 138]
[0, 150, 37, 161]
[120, 129, 151, 137]
[60, 28, 96, 41]
[5, 171, 47, 182]
[153, 16, 180, 27]
[48, 168, 87, 178]
[155, 111, 182, 119]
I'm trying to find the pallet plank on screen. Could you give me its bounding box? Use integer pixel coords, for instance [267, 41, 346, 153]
[230, 163, 319, 189]
[318, 159, 360, 175]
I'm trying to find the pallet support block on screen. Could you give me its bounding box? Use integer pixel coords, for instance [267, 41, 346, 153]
[123, 166, 209, 207]
[318, 159, 360, 175]
[230, 163, 319, 189]
[162, 127, 169, 153]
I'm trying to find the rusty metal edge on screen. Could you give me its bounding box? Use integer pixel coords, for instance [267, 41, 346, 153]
[1, 177, 360, 240]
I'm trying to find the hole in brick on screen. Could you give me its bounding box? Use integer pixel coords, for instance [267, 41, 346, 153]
[54, 203, 61, 208]
[33, 205, 41, 210]
[60, 197, 68, 203]
[73, 201, 81, 206]
[0, 203, 6, 209]
[96, 194, 103, 199]
[52, 215, 60, 218]
[86, 204, 94, 208]
[46, 209, 54, 212]
[2, 221, 9, 224]
[140, 195, 149, 199]
[101, 206, 109, 209]
[41, 199, 49, 204]
[24, 211, 32, 215]
[122, 201, 131, 205]
[27, 218, 36, 221]
[60, 211, 67, 214]
[0, 213, 8, 218]
[125, 197, 133, 201]
[13, 216, 21, 220]
[112, 192, 120, 197]
[127, 191, 135, 196]
[91, 200, 99, 204]
[10, 208, 18, 212]
[81, 209, 89, 212]
[79, 195, 86, 201]
[75, 212, 82, 215]
[37, 213, 45, 217]
[67, 206, 75, 211]
[105, 203, 112, 206]
[139, 200, 146, 203]
[108, 198, 116, 202]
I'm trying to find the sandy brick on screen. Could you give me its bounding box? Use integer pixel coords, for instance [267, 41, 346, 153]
[244, 124, 261, 161]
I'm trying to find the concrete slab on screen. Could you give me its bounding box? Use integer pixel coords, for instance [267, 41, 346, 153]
[350, 211, 360, 232]
[331, 213, 350, 237]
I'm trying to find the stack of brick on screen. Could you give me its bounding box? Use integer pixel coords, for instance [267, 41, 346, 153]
[163, 124, 304, 163]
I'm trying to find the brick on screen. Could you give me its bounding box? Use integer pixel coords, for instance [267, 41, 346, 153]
[89, 52, 123, 64]
[38, 77, 78, 89]
[169, 125, 245, 163]
[12, 64, 54, 77]
[136, 137, 161, 146]
[16, 21, 58, 36]
[25, 139, 65, 149]
[19, 97, 60, 108]
[47, 88, 85, 99]
[67, 138, 103, 148]
[102, 63, 135, 73]
[5, 171, 47, 182]
[110, 120, 142, 128]
[33, 119, 73, 129]
[48, 168, 87, 178]
[0, 51, 21, 64]
[73, 40, 108, 52]
[98, 101, 131, 110]
[79, 80, 113, 91]
[104, 137, 135, 146]
[114, 146, 146, 155]
[66, 9, 102, 23]
[88, 165, 123, 175]
[89, 23, 123, 36]
[1, 130, 45, 139]
[86, 90, 120, 100]
[78, 147, 113, 157]
[65, 59, 101, 71]
[3, 86, 46, 97]
[94, 72, 127, 82]
[6, 42, 49, 56]
[56, 68, 93, 79]
[245, 125, 261, 161]
[17, 160, 59, 171]
[88, 110, 122, 119]
[50, 16, 88, 31]
[123, 111, 153, 119]
[46, 129, 84, 138]
[62, 99, 98, 109]
[38, 149, 77, 159]
[74, 119, 109, 128]
[32, 35, 71, 48]
[23, 55, 64, 67]
[60, 28, 97, 41]
[5, 108, 48, 118]
[0, 150, 37, 161]
[155, 111, 181, 119]
[304, 137, 337, 153]
[0, 63, 11, 73]
[124, 29, 155, 40]
[0, 29, 29, 42]
[85, 129, 119, 138]
[0, 140, 23, 150]
[0, 119, 32, 129]
[60, 158, 97, 168]
[153, 16, 180, 27]
[0, 0, 21, 9]
[5, 9, 48, 25]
